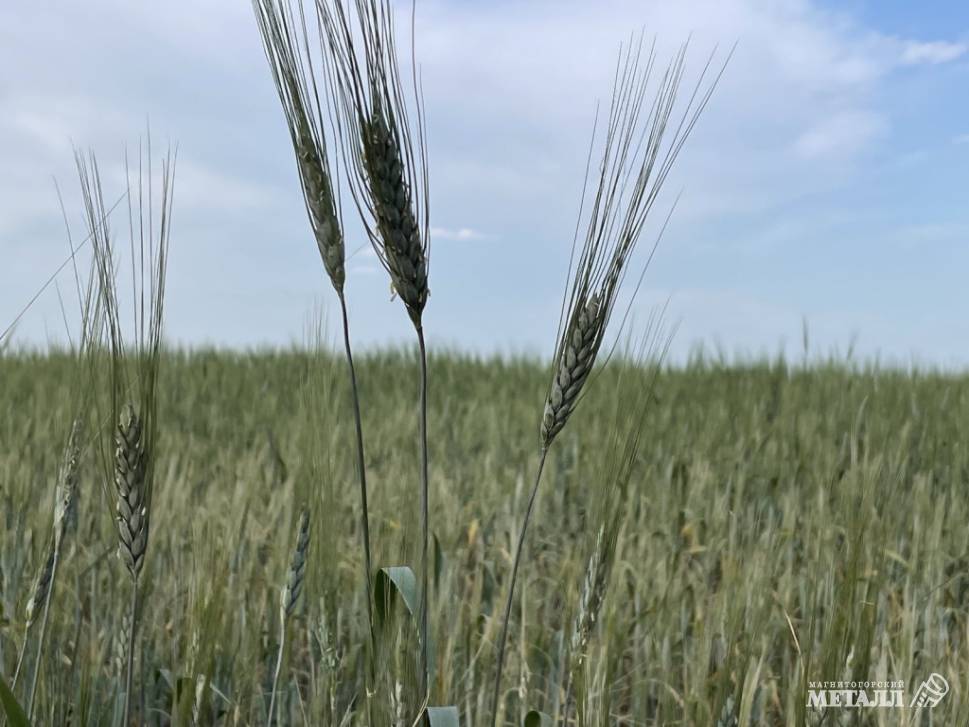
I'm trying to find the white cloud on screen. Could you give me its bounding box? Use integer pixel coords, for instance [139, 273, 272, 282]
[900, 40, 967, 65]
[793, 111, 889, 159]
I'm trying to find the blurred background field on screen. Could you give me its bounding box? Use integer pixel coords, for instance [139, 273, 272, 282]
[2, 348, 968, 725]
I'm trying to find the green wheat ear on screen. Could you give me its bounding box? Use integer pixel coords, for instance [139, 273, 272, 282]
[491, 35, 728, 727]
[319, 0, 431, 330]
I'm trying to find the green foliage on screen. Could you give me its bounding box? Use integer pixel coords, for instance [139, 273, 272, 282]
[375, 566, 419, 625]
[0, 674, 31, 727]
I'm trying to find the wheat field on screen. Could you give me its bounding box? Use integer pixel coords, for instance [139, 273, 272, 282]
[2, 347, 967, 725]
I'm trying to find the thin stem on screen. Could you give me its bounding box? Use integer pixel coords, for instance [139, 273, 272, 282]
[123, 579, 139, 726]
[416, 325, 430, 703]
[338, 292, 375, 637]
[490, 448, 550, 727]
[337, 291, 376, 727]
[268, 618, 287, 726]
[26, 546, 60, 720]
[11, 624, 29, 688]
[2, 624, 30, 727]
[561, 679, 575, 726]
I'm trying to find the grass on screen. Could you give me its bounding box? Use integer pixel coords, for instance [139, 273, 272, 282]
[2, 347, 969, 725]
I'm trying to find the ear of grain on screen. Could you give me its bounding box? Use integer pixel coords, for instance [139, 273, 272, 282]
[25, 546, 56, 629]
[299, 133, 346, 291]
[281, 509, 310, 617]
[319, 0, 431, 328]
[540, 39, 726, 450]
[363, 111, 428, 325]
[269, 508, 311, 723]
[541, 294, 604, 448]
[253, 0, 346, 293]
[115, 404, 149, 579]
[53, 419, 82, 547]
[568, 525, 608, 668]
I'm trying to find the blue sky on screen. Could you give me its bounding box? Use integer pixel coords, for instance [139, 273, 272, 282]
[1, 0, 967, 364]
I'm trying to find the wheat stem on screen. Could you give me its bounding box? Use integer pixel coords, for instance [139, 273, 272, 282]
[25, 421, 80, 720]
[417, 325, 430, 702]
[338, 291, 375, 641]
[123, 579, 139, 726]
[25, 545, 60, 720]
[0, 628, 28, 727]
[268, 618, 287, 725]
[490, 448, 549, 727]
[339, 291, 377, 726]
[11, 624, 29, 690]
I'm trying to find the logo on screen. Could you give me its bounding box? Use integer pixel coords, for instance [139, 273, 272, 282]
[806, 675, 949, 711]
[910, 674, 949, 709]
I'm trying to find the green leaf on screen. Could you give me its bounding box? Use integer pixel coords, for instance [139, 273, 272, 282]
[374, 565, 419, 624]
[0, 674, 31, 727]
[374, 565, 439, 679]
[425, 705, 460, 726]
[523, 710, 553, 727]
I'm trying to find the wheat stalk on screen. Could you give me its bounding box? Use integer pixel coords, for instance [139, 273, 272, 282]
[320, 0, 434, 702]
[269, 509, 310, 724]
[22, 419, 83, 719]
[79, 138, 174, 726]
[490, 37, 727, 725]
[9, 210, 99, 720]
[253, 4, 378, 696]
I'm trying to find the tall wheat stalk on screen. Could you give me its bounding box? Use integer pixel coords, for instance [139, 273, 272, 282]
[7, 208, 102, 724]
[79, 140, 175, 726]
[24, 421, 82, 720]
[560, 330, 670, 723]
[319, 0, 433, 703]
[252, 1, 377, 685]
[268, 509, 310, 724]
[490, 38, 726, 725]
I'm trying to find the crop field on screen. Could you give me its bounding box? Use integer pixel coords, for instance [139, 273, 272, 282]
[2, 0, 966, 724]
[2, 349, 968, 725]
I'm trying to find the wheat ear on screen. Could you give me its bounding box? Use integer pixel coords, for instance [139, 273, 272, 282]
[561, 525, 613, 722]
[269, 509, 310, 724]
[22, 419, 83, 719]
[490, 38, 726, 725]
[115, 404, 149, 579]
[320, 0, 433, 701]
[9, 547, 54, 693]
[252, 0, 346, 293]
[361, 110, 428, 325]
[319, 0, 431, 328]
